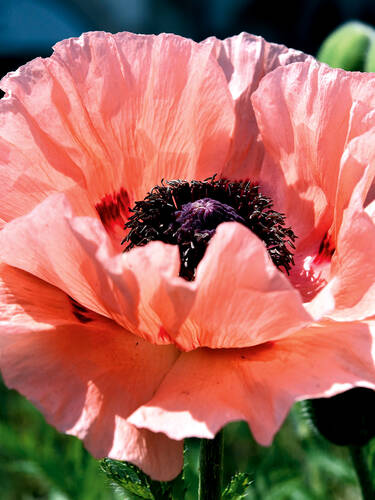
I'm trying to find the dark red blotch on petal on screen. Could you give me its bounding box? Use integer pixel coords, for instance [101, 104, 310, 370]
[314, 232, 335, 265]
[69, 296, 93, 324]
[95, 188, 130, 235]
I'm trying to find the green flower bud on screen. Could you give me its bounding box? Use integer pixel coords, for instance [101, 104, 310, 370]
[317, 21, 375, 72]
[303, 388, 375, 446]
[364, 39, 375, 72]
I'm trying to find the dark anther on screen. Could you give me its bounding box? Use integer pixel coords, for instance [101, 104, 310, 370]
[123, 176, 297, 281]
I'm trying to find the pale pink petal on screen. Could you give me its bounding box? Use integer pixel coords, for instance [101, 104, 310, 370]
[0, 64, 98, 224]
[0, 194, 139, 330]
[173, 223, 312, 350]
[0, 263, 86, 328]
[0, 32, 235, 225]
[70, 220, 311, 351]
[0, 264, 182, 480]
[252, 61, 375, 248]
[71, 219, 196, 346]
[203, 32, 310, 179]
[119, 243, 196, 346]
[0, 30, 239, 230]
[129, 320, 375, 445]
[107, 31, 234, 195]
[315, 173, 375, 321]
[332, 125, 375, 241]
[285, 127, 375, 304]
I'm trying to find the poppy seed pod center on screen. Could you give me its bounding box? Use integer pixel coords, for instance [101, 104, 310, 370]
[123, 176, 297, 280]
[175, 198, 246, 240]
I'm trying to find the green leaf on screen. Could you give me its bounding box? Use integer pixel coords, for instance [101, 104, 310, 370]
[100, 459, 155, 499]
[222, 472, 252, 499]
[100, 458, 186, 500]
[317, 21, 375, 71]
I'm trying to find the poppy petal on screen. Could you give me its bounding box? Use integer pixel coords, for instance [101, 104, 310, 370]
[174, 222, 312, 350]
[204, 32, 311, 179]
[0, 194, 138, 328]
[0, 32, 236, 227]
[252, 61, 375, 245]
[129, 320, 375, 444]
[0, 264, 182, 480]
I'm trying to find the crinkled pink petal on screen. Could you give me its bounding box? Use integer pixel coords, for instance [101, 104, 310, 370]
[303, 146, 375, 308]
[0, 32, 235, 226]
[3, 29, 375, 478]
[288, 128, 375, 303]
[203, 32, 310, 180]
[0, 194, 139, 330]
[71, 219, 196, 346]
[129, 320, 375, 444]
[119, 243, 196, 346]
[252, 61, 375, 249]
[0, 264, 182, 480]
[0, 91, 88, 227]
[333, 125, 375, 241]
[72, 221, 311, 351]
[173, 223, 312, 350]
[313, 171, 375, 321]
[0, 263, 84, 328]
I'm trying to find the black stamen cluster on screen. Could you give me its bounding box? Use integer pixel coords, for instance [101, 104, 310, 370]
[123, 176, 296, 280]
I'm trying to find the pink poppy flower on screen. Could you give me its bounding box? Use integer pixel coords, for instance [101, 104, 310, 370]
[1, 31, 375, 481]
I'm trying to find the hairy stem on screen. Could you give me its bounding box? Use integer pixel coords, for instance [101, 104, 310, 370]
[198, 430, 224, 500]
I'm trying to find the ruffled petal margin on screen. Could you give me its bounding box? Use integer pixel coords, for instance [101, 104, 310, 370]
[252, 60, 375, 248]
[203, 32, 310, 180]
[0, 264, 182, 480]
[0, 194, 139, 327]
[174, 223, 312, 350]
[311, 169, 375, 321]
[72, 221, 313, 351]
[0, 31, 236, 226]
[129, 320, 375, 445]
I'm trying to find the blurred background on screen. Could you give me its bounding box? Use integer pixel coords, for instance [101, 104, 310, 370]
[1, 0, 375, 77]
[1, 0, 375, 498]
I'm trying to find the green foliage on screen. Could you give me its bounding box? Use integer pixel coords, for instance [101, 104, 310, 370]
[222, 408, 362, 500]
[100, 458, 185, 500]
[317, 21, 375, 72]
[0, 377, 370, 499]
[181, 439, 200, 500]
[222, 472, 252, 499]
[100, 459, 155, 499]
[0, 379, 117, 500]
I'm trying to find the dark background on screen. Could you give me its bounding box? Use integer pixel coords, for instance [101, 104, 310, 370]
[1, 0, 375, 80]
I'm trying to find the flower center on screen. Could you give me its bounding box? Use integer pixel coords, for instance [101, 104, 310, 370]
[123, 176, 296, 281]
[175, 197, 246, 239]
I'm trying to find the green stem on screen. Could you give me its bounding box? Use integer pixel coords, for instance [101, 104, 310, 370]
[199, 430, 224, 500]
[349, 445, 375, 500]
